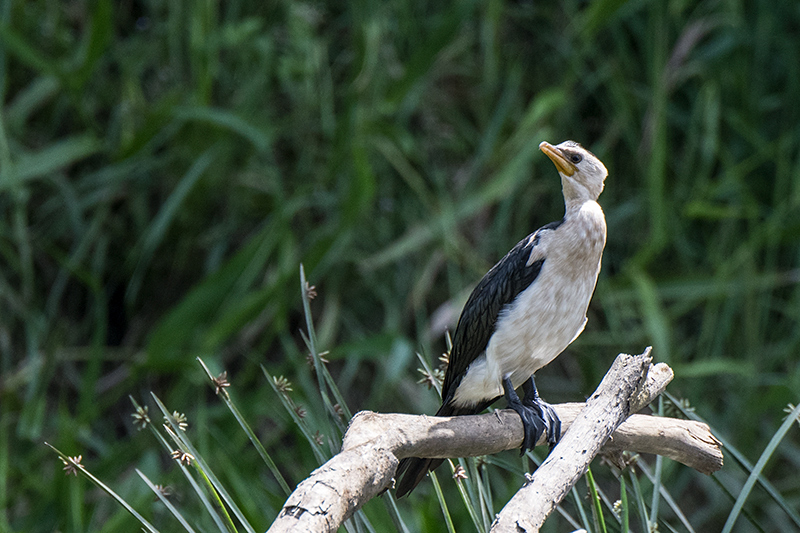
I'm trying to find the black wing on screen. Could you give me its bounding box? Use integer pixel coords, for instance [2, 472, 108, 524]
[396, 219, 564, 497]
[440, 219, 563, 406]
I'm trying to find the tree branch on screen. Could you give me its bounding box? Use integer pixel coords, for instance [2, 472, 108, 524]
[490, 348, 691, 531]
[267, 349, 722, 533]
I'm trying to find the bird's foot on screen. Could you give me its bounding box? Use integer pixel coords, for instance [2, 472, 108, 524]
[522, 395, 561, 451]
[507, 396, 549, 454]
[522, 375, 561, 452]
[503, 376, 561, 455]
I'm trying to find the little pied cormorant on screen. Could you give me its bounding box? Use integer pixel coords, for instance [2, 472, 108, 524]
[395, 140, 608, 497]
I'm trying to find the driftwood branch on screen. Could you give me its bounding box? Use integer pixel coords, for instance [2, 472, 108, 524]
[267, 349, 723, 533]
[492, 348, 658, 531]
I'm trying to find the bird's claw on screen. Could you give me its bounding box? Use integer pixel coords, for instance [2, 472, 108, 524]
[514, 402, 547, 455]
[510, 397, 560, 455]
[533, 399, 561, 451]
[503, 376, 562, 455]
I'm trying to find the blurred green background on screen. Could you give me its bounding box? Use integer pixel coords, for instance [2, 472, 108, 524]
[2, 0, 799, 531]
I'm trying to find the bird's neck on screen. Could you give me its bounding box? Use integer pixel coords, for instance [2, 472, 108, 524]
[561, 176, 603, 209]
[564, 199, 607, 253]
[564, 196, 601, 216]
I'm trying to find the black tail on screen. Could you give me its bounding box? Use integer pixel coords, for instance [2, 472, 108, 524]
[394, 456, 444, 498]
[394, 402, 488, 497]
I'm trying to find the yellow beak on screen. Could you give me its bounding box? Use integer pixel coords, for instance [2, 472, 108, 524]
[539, 142, 576, 177]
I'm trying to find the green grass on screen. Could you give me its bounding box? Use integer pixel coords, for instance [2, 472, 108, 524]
[2, 0, 800, 531]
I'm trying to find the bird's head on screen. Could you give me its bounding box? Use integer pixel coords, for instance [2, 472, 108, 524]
[539, 140, 607, 205]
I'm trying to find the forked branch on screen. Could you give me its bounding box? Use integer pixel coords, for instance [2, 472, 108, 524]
[267, 349, 723, 533]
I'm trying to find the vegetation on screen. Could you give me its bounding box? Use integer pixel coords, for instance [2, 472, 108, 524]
[2, 0, 799, 531]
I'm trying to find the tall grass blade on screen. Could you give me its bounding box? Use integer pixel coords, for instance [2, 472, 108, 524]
[415, 351, 443, 398]
[381, 491, 412, 533]
[566, 475, 591, 531]
[665, 391, 800, 528]
[635, 459, 695, 533]
[262, 366, 327, 464]
[468, 459, 492, 531]
[299, 264, 352, 430]
[3, 134, 101, 188]
[179, 444, 238, 533]
[430, 470, 457, 533]
[586, 467, 608, 533]
[721, 403, 800, 533]
[620, 475, 629, 533]
[128, 150, 215, 303]
[649, 397, 665, 527]
[136, 469, 198, 533]
[628, 467, 650, 533]
[150, 393, 256, 533]
[448, 459, 483, 532]
[197, 358, 292, 496]
[173, 106, 270, 151]
[45, 443, 160, 533]
[129, 396, 231, 532]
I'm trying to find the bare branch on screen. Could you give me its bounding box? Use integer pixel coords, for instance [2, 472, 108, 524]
[491, 349, 683, 532]
[267, 350, 722, 533]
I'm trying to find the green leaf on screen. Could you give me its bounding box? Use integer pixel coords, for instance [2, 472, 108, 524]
[146, 223, 281, 368]
[1, 135, 101, 190]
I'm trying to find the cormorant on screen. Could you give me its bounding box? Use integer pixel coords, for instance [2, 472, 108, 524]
[395, 140, 608, 497]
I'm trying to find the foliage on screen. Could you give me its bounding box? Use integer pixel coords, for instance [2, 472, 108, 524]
[1, 0, 800, 531]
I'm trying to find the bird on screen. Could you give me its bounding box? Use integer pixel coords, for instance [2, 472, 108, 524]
[394, 140, 608, 497]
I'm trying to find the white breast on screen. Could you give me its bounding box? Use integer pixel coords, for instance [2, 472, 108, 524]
[451, 201, 606, 407]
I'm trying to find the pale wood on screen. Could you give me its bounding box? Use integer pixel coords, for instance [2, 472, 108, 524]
[491, 349, 671, 532]
[266, 350, 722, 533]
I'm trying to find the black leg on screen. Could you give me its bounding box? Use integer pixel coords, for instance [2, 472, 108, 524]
[521, 375, 561, 450]
[502, 376, 548, 455]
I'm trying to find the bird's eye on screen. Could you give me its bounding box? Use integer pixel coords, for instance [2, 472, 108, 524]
[570, 154, 583, 164]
